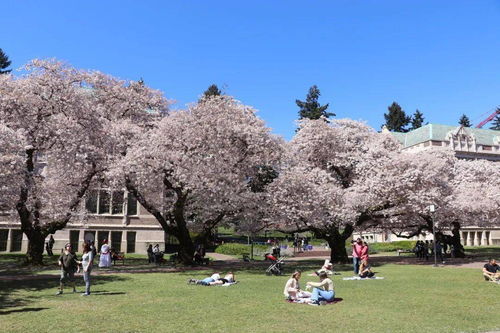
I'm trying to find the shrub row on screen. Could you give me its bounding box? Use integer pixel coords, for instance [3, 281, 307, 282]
[368, 241, 417, 253]
[215, 243, 269, 256]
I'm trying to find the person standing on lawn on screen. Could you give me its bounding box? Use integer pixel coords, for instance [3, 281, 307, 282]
[56, 243, 79, 295]
[99, 239, 112, 268]
[81, 242, 94, 296]
[352, 238, 364, 274]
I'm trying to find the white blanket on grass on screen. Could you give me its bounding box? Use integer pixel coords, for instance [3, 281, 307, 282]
[343, 276, 385, 280]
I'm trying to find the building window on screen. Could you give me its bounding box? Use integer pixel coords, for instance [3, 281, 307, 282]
[97, 231, 109, 249]
[99, 190, 111, 214]
[10, 230, 23, 252]
[111, 191, 124, 215]
[482, 145, 492, 151]
[127, 232, 136, 253]
[0, 229, 8, 252]
[70, 230, 80, 252]
[111, 231, 122, 252]
[127, 194, 138, 216]
[86, 190, 137, 216]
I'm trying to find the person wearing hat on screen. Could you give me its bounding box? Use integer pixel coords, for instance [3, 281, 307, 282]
[56, 243, 80, 295]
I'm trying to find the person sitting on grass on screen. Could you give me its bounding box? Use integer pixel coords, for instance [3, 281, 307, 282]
[483, 258, 499, 282]
[359, 259, 375, 278]
[56, 243, 80, 295]
[305, 271, 335, 306]
[284, 270, 311, 301]
[309, 259, 334, 277]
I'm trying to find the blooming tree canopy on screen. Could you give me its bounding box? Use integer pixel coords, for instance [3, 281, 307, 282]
[116, 96, 282, 263]
[266, 118, 402, 262]
[0, 59, 167, 264]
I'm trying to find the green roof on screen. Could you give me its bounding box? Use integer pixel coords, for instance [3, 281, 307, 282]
[390, 124, 500, 148]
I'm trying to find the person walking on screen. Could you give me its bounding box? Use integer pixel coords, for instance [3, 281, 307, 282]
[81, 242, 94, 296]
[46, 235, 54, 256]
[56, 243, 79, 295]
[147, 244, 154, 264]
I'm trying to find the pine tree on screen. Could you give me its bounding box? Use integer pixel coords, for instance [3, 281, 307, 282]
[410, 109, 425, 130]
[458, 114, 472, 127]
[383, 102, 411, 132]
[489, 110, 500, 131]
[0, 48, 12, 74]
[203, 84, 222, 98]
[296, 85, 334, 120]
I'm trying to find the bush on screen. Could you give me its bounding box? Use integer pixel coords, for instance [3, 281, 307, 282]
[369, 241, 416, 254]
[215, 243, 269, 256]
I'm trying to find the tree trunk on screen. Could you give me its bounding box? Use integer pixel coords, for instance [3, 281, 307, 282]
[449, 222, 465, 258]
[317, 225, 353, 264]
[326, 236, 349, 263]
[26, 231, 46, 265]
[176, 228, 195, 265]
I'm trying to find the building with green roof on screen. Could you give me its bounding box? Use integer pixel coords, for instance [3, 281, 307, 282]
[384, 124, 500, 161]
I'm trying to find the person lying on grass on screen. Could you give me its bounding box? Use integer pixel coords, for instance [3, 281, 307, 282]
[188, 272, 236, 286]
[305, 271, 335, 306]
[284, 270, 311, 301]
[359, 259, 375, 278]
[482, 258, 499, 282]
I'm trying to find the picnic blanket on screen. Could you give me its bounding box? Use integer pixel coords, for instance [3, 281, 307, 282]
[342, 276, 384, 280]
[286, 298, 343, 306]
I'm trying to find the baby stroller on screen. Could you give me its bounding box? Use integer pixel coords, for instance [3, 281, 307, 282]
[265, 253, 285, 276]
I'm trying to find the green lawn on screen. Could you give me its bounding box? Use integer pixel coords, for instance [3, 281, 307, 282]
[1, 256, 499, 333]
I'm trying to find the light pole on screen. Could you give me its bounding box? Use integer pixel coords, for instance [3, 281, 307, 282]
[429, 204, 438, 267]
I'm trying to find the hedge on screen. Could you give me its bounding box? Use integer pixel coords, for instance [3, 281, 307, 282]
[215, 243, 269, 256]
[368, 241, 417, 254]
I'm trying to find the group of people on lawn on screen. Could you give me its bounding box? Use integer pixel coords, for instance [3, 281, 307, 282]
[56, 239, 115, 296]
[56, 235, 499, 299]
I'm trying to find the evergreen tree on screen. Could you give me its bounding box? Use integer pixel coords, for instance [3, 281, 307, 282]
[489, 110, 500, 131]
[296, 85, 334, 120]
[0, 48, 12, 74]
[410, 109, 425, 130]
[383, 102, 411, 132]
[203, 84, 222, 98]
[458, 114, 472, 127]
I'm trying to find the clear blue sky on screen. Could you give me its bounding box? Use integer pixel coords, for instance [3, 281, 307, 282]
[2, 0, 499, 139]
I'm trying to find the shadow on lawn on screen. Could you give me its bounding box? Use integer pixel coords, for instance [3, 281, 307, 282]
[0, 274, 130, 312]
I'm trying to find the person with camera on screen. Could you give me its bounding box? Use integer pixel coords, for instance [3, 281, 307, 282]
[351, 238, 366, 275]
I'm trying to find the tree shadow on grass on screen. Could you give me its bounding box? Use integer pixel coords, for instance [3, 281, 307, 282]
[0, 307, 49, 315]
[0, 274, 129, 311]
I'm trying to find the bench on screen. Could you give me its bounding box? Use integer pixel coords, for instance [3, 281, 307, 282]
[397, 249, 413, 256]
[112, 252, 125, 265]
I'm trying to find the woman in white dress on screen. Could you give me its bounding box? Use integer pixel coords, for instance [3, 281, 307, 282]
[98, 239, 112, 268]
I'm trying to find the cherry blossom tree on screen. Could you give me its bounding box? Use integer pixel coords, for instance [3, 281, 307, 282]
[0, 59, 167, 264]
[267, 118, 402, 262]
[385, 155, 500, 257]
[116, 96, 282, 264]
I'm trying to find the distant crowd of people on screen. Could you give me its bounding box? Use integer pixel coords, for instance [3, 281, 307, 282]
[413, 240, 454, 262]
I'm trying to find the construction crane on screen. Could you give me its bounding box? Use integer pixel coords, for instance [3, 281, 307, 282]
[475, 107, 500, 128]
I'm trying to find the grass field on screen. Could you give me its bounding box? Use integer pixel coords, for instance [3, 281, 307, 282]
[1, 254, 500, 333]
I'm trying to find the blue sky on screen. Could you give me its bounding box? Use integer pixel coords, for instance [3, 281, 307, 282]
[2, 0, 499, 139]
